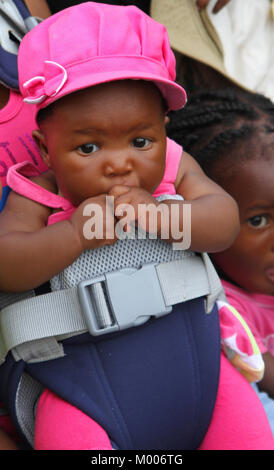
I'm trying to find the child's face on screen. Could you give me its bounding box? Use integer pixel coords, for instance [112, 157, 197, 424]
[211, 152, 274, 295]
[38, 80, 167, 206]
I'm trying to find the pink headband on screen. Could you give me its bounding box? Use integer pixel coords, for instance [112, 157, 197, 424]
[18, 2, 187, 112]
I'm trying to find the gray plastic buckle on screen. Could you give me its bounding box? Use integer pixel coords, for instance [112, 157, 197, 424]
[77, 263, 172, 336]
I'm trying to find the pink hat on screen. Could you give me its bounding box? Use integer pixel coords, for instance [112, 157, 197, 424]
[18, 2, 187, 112]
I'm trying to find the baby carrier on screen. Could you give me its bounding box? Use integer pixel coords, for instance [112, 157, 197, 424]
[0, 0, 41, 89]
[0, 196, 225, 449]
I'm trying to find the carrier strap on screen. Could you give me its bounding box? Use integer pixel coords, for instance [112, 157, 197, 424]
[7, 162, 75, 212]
[0, 254, 225, 364]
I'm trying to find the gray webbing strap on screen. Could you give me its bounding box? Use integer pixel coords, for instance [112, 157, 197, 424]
[0, 288, 86, 363]
[90, 282, 113, 328]
[15, 373, 44, 447]
[0, 254, 224, 364]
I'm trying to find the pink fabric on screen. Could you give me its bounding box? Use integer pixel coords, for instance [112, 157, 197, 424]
[0, 90, 47, 189]
[18, 2, 186, 113]
[35, 390, 112, 450]
[7, 161, 75, 215]
[153, 138, 181, 197]
[199, 354, 274, 450]
[222, 280, 274, 356]
[217, 300, 264, 383]
[34, 354, 274, 450]
[219, 303, 255, 355]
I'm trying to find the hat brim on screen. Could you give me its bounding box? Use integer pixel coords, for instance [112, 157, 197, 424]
[38, 69, 187, 113]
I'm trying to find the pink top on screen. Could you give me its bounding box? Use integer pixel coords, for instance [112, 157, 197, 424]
[0, 90, 47, 188]
[0, 90, 47, 211]
[7, 137, 182, 225]
[222, 280, 274, 356]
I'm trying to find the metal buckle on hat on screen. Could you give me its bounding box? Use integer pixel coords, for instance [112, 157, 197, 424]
[77, 263, 172, 336]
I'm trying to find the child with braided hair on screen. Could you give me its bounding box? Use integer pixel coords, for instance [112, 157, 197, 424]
[167, 87, 274, 433]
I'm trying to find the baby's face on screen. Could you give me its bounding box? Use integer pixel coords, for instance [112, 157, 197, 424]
[39, 80, 167, 206]
[212, 152, 274, 295]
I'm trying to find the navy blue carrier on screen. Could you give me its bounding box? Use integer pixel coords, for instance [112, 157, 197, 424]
[0, 297, 220, 450]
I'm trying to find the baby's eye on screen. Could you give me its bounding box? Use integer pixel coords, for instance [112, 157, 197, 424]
[248, 215, 268, 228]
[77, 143, 99, 155]
[132, 137, 151, 149]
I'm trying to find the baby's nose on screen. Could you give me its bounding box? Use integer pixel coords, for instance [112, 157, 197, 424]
[104, 152, 133, 176]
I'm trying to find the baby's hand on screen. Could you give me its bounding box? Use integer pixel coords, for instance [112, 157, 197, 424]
[109, 185, 162, 236]
[69, 194, 117, 251]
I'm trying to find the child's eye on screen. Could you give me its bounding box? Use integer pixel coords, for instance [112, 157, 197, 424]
[132, 137, 151, 148]
[248, 215, 268, 228]
[77, 143, 99, 155]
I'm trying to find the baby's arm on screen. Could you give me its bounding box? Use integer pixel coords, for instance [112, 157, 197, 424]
[170, 151, 240, 252]
[0, 179, 116, 292]
[0, 188, 83, 292]
[0, 428, 18, 450]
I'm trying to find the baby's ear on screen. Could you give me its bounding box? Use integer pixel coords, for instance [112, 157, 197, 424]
[164, 115, 170, 126]
[32, 130, 51, 168]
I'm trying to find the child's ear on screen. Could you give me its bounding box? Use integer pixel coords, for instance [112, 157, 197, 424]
[32, 130, 51, 168]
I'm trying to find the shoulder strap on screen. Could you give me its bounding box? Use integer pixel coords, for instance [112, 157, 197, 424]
[153, 138, 183, 197]
[166, 137, 183, 181]
[7, 161, 75, 212]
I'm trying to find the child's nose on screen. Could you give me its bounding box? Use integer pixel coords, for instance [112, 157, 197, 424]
[104, 152, 133, 176]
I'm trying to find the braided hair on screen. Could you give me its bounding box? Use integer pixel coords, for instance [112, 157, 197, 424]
[167, 88, 274, 185]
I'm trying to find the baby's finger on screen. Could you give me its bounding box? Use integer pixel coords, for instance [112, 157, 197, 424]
[108, 184, 131, 198]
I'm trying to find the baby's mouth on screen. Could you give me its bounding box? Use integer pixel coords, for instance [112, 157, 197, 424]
[108, 177, 139, 189]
